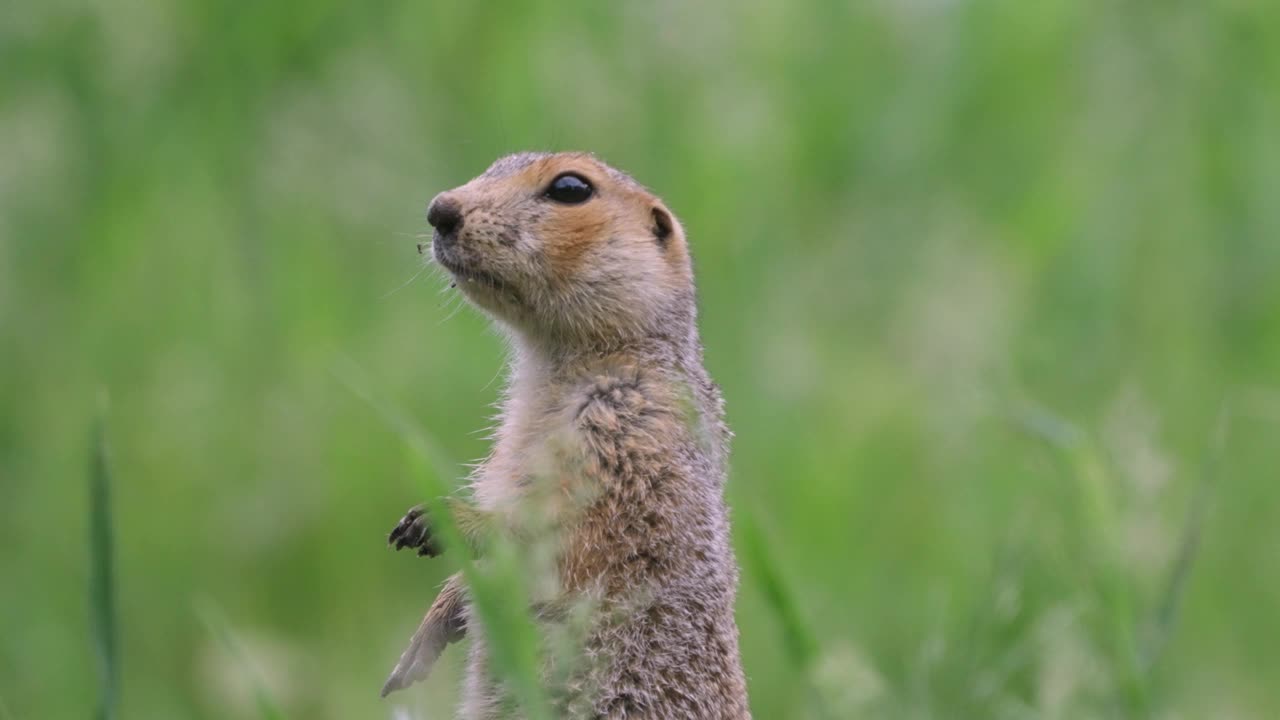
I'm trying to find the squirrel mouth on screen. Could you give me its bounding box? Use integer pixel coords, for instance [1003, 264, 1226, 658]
[434, 250, 518, 300]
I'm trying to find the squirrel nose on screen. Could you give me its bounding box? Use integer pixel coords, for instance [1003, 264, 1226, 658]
[427, 195, 464, 238]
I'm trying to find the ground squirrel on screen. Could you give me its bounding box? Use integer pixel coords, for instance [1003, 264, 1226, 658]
[382, 152, 750, 719]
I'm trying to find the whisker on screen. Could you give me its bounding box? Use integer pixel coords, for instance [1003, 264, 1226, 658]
[479, 349, 510, 393]
[439, 296, 470, 325]
[380, 265, 429, 300]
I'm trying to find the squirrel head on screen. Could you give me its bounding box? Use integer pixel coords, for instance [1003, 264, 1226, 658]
[426, 152, 695, 352]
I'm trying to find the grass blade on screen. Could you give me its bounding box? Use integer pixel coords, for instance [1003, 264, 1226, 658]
[739, 510, 818, 669]
[332, 358, 553, 720]
[196, 599, 288, 720]
[88, 397, 119, 720]
[1140, 406, 1229, 672]
[739, 506, 840, 719]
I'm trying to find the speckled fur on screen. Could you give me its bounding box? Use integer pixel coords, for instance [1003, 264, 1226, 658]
[420, 153, 748, 719]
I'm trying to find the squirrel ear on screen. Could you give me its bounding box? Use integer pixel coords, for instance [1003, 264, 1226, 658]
[651, 206, 674, 247]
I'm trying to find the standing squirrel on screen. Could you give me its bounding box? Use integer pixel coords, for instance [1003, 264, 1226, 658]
[382, 152, 750, 719]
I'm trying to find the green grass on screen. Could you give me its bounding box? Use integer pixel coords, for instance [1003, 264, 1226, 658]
[738, 509, 837, 719]
[88, 399, 119, 720]
[195, 600, 288, 720]
[3, 1, 1279, 718]
[335, 358, 553, 719]
[1138, 407, 1228, 676]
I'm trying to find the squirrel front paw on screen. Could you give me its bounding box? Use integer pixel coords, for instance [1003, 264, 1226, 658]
[388, 505, 442, 558]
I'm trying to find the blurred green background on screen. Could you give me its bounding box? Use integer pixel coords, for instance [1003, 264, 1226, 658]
[3, 1, 1279, 718]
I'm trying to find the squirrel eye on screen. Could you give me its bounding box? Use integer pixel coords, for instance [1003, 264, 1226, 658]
[544, 173, 594, 204]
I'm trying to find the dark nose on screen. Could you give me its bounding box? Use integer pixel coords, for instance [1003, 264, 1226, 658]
[427, 195, 463, 238]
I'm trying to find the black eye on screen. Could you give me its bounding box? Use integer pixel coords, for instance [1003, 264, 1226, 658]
[544, 173, 594, 204]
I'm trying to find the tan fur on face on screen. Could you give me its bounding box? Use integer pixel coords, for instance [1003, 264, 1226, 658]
[541, 204, 612, 280]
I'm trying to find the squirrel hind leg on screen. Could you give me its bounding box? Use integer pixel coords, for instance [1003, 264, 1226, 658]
[381, 573, 468, 697]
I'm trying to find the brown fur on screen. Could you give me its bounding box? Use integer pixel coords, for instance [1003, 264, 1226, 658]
[544, 209, 612, 279]
[386, 152, 749, 719]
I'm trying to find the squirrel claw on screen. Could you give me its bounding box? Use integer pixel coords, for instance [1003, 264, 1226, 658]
[388, 505, 441, 557]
